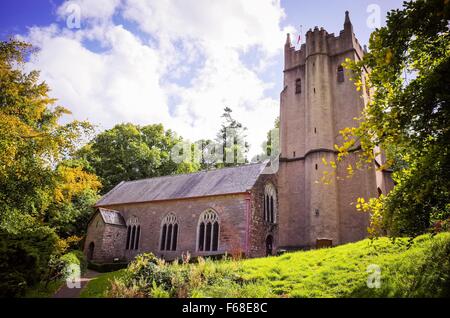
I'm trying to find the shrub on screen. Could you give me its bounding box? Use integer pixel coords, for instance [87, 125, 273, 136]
[0, 223, 59, 297]
[56, 236, 83, 254]
[126, 253, 187, 293]
[108, 253, 190, 297]
[109, 277, 145, 298]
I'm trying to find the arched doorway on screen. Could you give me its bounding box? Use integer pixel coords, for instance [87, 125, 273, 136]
[265, 235, 273, 256]
[87, 242, 95, 261]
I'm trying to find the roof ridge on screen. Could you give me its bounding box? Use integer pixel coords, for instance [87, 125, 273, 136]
[119, 161, 267, 185]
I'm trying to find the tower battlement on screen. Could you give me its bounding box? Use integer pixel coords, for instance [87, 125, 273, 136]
[284, 11, 365, 71]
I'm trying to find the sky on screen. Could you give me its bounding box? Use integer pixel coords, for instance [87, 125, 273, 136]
[0, 0, 406, 158]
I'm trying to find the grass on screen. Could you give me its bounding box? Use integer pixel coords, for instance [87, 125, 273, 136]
[80, 269, 126, 298]
[81, 232, 450, 298]
[24, 279, 65, 298]
[214, 232, 450, 298]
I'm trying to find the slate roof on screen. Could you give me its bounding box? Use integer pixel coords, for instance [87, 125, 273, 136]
[95, 162, 268, 206]
[98, 208, 126, 226]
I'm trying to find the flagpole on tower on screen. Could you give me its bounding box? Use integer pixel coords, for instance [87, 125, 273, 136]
[297, 25, 303, 45]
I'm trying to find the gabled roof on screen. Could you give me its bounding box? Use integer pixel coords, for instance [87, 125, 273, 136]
[95, 162, 268, 207]
[98, 208, 126, 226]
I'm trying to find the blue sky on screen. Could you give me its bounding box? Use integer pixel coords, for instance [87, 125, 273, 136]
[0, 0, 405, 157]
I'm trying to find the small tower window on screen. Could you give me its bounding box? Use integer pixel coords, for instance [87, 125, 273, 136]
[263, 183, 277, 224]
[337, 65, 345, 83]
[315, 164, 318, 170]
[295, 78, 302, 94]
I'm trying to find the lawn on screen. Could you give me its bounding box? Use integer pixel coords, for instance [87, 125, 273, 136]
[82, 232, 450, 298]
[80, 270, 126, 298]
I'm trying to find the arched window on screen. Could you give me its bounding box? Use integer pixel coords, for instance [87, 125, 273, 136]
[126, 216, 140, 250]
[337, 65, 345, 83]
[263, 183, 277, 224]
[126, 226, 131, 249]
[134, 225, 140, 250]
[295, 78, 302, 94]
[160, 213, 178, 251]
[263, 195, 267, 221]
[197, 209, 220, 252]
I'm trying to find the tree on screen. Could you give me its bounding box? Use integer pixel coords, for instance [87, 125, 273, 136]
[194, 139, 216, 170]
[0, 39, 100, 295]
[78, 123, 199, 194]
[0, 39, 96, 223]
[340, 0, 450, 237]
[254, 117, 279, 162]
[215, 107, 249, 167]
[46, 159, 101, 237]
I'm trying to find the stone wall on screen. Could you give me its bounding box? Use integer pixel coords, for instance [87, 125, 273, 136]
[248, 173, 278, 257]
[84, 213, 127, 263]
[94, 193, 250, 262]
[84, 213, 104, 261]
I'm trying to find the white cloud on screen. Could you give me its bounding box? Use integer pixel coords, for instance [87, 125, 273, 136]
[25, 24, 169, 129]
[122, 0, 287, 55]
[23, 0, 290, 158]
[57, 0, 122, 22]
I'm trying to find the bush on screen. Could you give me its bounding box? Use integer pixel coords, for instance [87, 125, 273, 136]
[0, 223, 59, 297]
[126, 253, 182, 291]
[109, 253, 241, 298]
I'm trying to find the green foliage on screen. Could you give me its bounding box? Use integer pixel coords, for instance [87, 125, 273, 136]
[23, 279, 64, 298]
[339, 0, 450, 236]
[0, 39, 101, 294]
[77, 123, 199, 194]
[0, 40, 95, 222]
[254, 116, 279, 162]
[215, 107, 249, 167]
[47, 187, 100, 237]
[122, 253, 189, 296]
[99, 233, 450, 298]
[0, 214, 59, 297]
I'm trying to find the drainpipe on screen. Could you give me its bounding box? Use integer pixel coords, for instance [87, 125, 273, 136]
[245, 192, 252, 257]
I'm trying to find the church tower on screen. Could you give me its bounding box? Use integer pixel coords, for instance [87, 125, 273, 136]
[277, 12, 388, 249]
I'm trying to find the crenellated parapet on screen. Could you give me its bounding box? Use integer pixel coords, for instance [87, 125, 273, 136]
[284, 11, 365, 72]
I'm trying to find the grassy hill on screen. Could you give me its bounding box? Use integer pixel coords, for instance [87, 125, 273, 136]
[82, 232, 450, 298]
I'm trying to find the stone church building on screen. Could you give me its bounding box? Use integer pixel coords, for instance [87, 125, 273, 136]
[84, 12, 393, 263]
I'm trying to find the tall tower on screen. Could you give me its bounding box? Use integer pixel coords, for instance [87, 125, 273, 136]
[277, 12, 385, 249]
